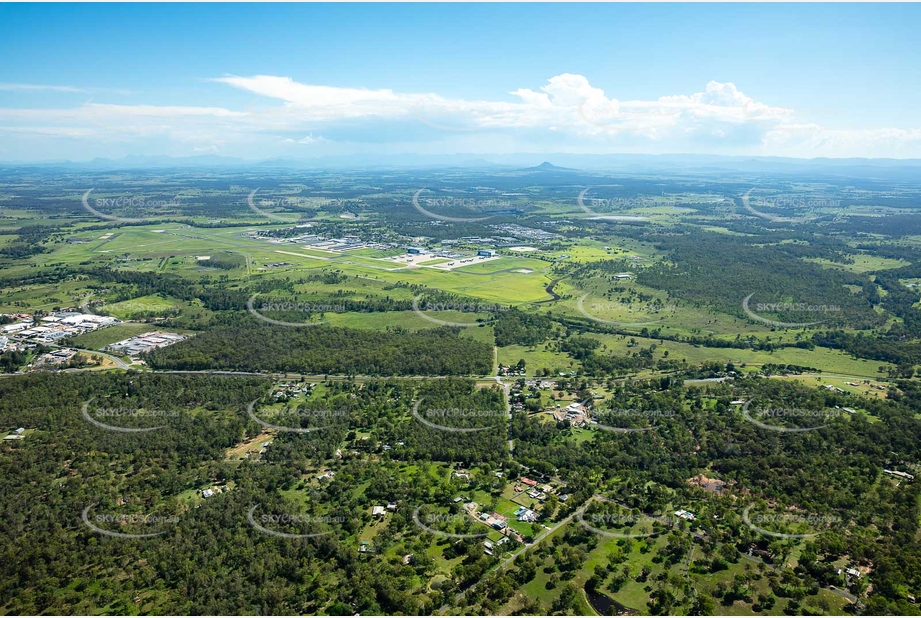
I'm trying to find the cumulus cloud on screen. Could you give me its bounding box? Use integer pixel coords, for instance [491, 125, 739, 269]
[283, 133, 330, 145]
[214, 73, 793, 140]
[0, 73, 918, 158]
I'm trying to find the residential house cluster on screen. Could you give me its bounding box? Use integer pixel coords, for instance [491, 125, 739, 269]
[272, 382, 314, 400]
[497, 365, 526, 377]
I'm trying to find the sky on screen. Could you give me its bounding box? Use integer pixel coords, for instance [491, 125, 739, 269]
[1, 3, 920, 162]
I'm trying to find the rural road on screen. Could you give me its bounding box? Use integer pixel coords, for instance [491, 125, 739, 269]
[73, 348, 131, 370]
[495, 376, 513, 455]
[441, 495, 601, 613]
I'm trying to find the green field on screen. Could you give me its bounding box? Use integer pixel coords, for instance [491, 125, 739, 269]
[99, 294, 185, 319]
[65, 323, 159, 349]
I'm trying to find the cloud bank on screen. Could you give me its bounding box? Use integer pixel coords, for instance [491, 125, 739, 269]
[1, 74, 919, 160]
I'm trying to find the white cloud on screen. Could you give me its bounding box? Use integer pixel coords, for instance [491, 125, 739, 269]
[0, 74, 919, 158]
[0, 83, 86, 93]
[282, 133, 329, 145]
[763, 123, 921, 157]
[214, 73, 795, 141]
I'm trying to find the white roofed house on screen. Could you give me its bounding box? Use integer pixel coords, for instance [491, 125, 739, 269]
[883, 469, 914, 481]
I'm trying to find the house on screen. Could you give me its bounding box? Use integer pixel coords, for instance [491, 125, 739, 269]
[201, 489, 214, 498]
[515, 506, 537, 522]
[492, 520, 508, 530]
[359, 541, 372, 553]
[558, 494, 570, 502]
[372, 506, 386, 517]
[674, 509, 696, 521]
[483, 540, 494, 550]
[520, 477, 538, 487]
[387, 502, 398, 511]
[12, 428, 24, 435]
[402, 554, 414, 565]
[884, 469, 915, 481]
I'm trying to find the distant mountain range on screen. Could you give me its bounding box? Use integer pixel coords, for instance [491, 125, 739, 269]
[4, 153, 921, 179]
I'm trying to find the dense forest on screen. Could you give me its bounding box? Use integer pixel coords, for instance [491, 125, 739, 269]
[3, 371, 920, 614]
[145, 324, 493, 375]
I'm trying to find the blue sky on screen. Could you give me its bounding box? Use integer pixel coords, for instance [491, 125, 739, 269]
[1, 3, 920, 161]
